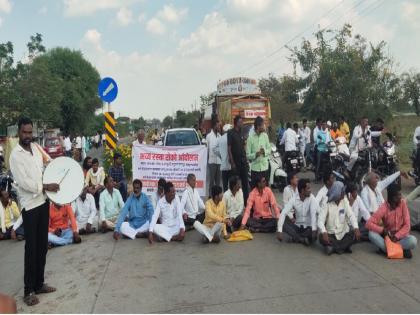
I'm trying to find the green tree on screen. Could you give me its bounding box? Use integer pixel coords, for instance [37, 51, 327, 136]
[401, 71, 420, 116]
[162, 115, 173, 128]
[131, 116, 146, 131]
[289, 24, 395, 125]
[33, 47, 102, 134]
[259, 74, 302, 126]
[199, 92, 216, 111]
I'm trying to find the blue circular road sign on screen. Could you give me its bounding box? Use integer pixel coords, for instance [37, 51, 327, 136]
[98, 77, 118, 103]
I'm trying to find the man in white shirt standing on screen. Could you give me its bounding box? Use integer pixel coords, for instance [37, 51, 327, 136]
[280, 122, 299, 165]
[219, 124, 232, 192]
[75, 134, 82, 162]
[72, 186, 97, 235]
[347, 117, 383, 173]
[299, 119, 311, 169]
[181, 174, 205, 230]
[206, 118, 221, 197]
[148, 182, 185, 243]
[410, 126, 420, 180]
[132, 129, 146, 147]
[277, 179, 319, 245]
[63, 134, 72, 157]
[10, 117, 60, 306]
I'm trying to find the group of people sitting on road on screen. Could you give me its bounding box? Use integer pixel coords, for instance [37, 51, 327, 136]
[37, 159, 419, 260]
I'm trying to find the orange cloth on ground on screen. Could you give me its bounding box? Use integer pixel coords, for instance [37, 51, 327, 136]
[48, 203, 78, 233]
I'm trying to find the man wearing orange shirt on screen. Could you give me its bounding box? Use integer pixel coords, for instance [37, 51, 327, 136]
[48, 203, 81, 247]
[330, 122, 344, 140]
[240, 175, 281, 233]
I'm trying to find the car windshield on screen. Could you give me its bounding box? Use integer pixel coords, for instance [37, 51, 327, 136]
[166, 131, 199, 146]
[46, 138, 60, 146]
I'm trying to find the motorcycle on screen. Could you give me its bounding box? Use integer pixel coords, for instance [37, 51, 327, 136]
[410, 135, 420, 186]
[0, 171, 18, 202]
[268, 143, 287, 191]
[284, 150, 304, 175]
[336, 133, 399, 190]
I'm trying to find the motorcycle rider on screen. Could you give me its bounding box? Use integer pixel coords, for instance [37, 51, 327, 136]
[370, 118, 384, 147]
[346, 117, 384, 177]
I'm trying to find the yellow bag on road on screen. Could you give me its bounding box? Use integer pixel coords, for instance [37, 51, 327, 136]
[227, 230, 253, 242]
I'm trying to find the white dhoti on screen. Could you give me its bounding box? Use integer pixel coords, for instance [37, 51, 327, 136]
[77, 217, 98, 230]
[153, 224, 181, 242]
[193, 221, 223, 242]
[120, 222, 149, 240]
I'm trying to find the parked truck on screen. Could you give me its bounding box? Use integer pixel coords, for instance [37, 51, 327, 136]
[202, 77, 271, 136]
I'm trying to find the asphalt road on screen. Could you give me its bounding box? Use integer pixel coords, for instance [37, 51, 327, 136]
[1, 142, 420, 313]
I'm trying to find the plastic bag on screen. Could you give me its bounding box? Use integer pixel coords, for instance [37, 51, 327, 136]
[385, 235, 403, 259]
[227, 230, 253, 242]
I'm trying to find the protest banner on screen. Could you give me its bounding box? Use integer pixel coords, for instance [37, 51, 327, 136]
[132, 144, 208, 196]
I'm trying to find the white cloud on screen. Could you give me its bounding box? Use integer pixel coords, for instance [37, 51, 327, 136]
[0, 0, 11, 14]
[227, 0, 272, 14]
[146, 17, 166, 35]
[402, 1, 420, 29]
[63, 0, 139, 17]
[82, 29, 103, 51]
[157, 4, 188, 24]
[116, 7, 133, 26]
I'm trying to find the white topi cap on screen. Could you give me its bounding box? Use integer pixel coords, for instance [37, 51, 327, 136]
[327, 120, 332, 127]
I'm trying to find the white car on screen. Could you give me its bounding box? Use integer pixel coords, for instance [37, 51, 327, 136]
[162, 128, 202, 146]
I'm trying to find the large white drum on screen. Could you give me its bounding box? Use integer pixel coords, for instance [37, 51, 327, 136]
[42, 157, 84, 205]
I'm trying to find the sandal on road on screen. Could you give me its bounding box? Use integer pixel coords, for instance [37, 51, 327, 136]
[35, 284, 56, 294]
[24, 293, 39, 306]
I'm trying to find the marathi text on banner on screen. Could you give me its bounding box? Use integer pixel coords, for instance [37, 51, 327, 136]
[132, 144, 208, 197]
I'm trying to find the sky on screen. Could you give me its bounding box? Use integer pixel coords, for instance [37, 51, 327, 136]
[1, 0, 419, 119]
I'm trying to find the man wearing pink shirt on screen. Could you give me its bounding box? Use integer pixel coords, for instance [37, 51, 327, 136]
[240, 175, 281, 233]
[366, 185, 417, 258]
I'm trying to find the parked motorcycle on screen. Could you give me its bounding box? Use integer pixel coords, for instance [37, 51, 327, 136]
[284, 150, 304, 175]
[336, 133, 399, 190]
[268, 143, 287, 191]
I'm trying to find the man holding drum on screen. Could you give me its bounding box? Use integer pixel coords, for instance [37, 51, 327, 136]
[10, 117, 60, 306]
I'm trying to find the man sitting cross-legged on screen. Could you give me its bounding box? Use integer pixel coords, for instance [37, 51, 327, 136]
[48, 203, 81, 247]
[318, 181, 361, 255]
[181, 174, 205, 230]
[194, 185, 231, 243]
[72, 186, 97, 235]
[277, 179, 318, 245]
[223, 175, 244, 232]
[99, 176, 124, 233]
[240, 175, 281, 233]
[0, 188, 24, 241]
[366, 184, 417, 259]
[148, 182, 185, 244]
[113, 179, 154, 240]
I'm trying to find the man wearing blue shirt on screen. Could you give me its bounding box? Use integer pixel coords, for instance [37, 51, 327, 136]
[113, 179, 154, 240]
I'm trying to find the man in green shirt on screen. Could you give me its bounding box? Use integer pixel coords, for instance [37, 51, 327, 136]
[246, 116, 271, 188]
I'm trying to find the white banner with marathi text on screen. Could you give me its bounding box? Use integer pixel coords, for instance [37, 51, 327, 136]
[132, 144, 208, 197]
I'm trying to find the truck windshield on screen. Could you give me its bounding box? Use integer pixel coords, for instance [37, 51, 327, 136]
[166, 131, 200, 146]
